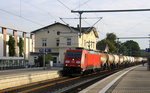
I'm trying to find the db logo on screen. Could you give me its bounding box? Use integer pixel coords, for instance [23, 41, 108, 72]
[71, 60, 75, 63]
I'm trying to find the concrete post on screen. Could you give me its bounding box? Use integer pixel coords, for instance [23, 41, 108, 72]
[13, 30, 18, 56]
[23, 32, 26, 59]
[30, 34, 34, 52]
[2, 27, 7, 57]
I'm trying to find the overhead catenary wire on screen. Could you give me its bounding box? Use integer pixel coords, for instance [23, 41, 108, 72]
[85, 17, 103, 32]
[57, 0, 71, 11]
[57, 0, 91, 26]
[0, 8, 44, 26]
[22, 0, 58, 22]
[59, 17, 76, 32]
[20, 0, 21, 16]
[83, 3, 106, 36]
[119, 17, 150, 35]
[73, 0, 93, 10]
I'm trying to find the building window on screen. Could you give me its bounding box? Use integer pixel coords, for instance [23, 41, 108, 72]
[67, 38, 71, 46]
[57, 31, 60, 35]
[42, 39, 47, 47]
[84, 40, 86, 46]
[56, 39, 59, 46]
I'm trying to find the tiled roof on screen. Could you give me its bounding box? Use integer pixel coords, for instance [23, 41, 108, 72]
[31, 22, 98, 37]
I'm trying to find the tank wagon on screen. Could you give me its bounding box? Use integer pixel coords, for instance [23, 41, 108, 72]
[63, 49, 147, 76]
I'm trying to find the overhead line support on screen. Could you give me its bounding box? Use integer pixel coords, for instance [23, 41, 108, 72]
[71, 9, 150, 38]
[71, 9, 150, 13]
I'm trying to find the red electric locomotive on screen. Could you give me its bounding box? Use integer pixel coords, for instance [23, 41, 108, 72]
[63, 49, 101, 76]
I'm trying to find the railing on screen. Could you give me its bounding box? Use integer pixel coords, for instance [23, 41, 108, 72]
[0, 57, 28, 70]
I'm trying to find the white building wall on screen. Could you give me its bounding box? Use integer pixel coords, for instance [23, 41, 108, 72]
[0, 34, 3, 56]
[6, 34, 9, 57]
[26, 38, 29, 60]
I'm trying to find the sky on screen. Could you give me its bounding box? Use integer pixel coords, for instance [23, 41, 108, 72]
[0, 0, 150, 49]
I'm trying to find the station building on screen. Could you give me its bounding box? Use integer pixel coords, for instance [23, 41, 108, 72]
[30, 22, 99, 66]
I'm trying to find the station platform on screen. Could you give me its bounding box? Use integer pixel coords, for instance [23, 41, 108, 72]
[80, 64, 150, 93]
[0, 67, 62, 90]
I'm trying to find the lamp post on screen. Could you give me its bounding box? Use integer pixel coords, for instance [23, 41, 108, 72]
[42, 38, 47, 69]
[43, 44, 45, 69]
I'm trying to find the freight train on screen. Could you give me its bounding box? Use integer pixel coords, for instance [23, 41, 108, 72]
[62, 48, 147, 76]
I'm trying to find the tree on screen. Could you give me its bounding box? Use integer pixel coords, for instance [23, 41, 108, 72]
[96, 39, 117, 53]
[118, 42, 128, 55]
[123, 40, 141, 57]
[106, 33, 117, 44]
[36, 54, 53, 67]
[45, 54, 53, 64]
[19, 37, 24, 57]
[96, 33, 117, 53]
[8, 35, 15, 56]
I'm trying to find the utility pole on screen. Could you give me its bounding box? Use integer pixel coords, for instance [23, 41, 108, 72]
[79, 12, 82, 38]
[149, 34, 150, 48]
[148, 34, 150, 71]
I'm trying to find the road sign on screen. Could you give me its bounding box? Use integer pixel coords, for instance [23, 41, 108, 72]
[39, 49, 51, 53]
[145, 48, 150, 52]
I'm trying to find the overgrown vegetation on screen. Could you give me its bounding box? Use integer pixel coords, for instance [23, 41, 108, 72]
[19, 37, 24, 57]
[36, 54, 53, 67]
[8, 35, 15, 56]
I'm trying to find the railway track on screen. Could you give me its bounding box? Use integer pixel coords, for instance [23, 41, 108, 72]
[0, 68, 123, 93]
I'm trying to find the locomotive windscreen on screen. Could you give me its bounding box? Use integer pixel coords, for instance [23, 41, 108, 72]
[66, 52, 82, 58]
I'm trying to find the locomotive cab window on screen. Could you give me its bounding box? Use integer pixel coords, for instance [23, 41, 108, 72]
[66, 52, 82, 58]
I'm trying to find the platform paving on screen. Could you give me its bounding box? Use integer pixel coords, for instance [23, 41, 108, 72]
[80, 64, 150, 93]
[112, 65, 150, 93]
[0, 67, 62, 90]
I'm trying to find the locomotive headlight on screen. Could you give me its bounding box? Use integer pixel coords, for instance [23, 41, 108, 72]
[65, 60, 70, 63]
[76, 61, 81, 63]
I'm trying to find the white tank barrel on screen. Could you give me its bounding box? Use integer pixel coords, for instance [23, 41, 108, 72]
[143, 58, 148, 62]
[107, 54, 114, 64]
[113, 55, 119, 64]
[126, 56, 130, 63]
[134, 57, 139, 62]
[99, 53, 108, 65]
[132, 57, 135, 63]
[119, 55, 124, 64]
[123, 56, 127, 63]
[129, 57, 132, 63]
[138, 57, 143, 62]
